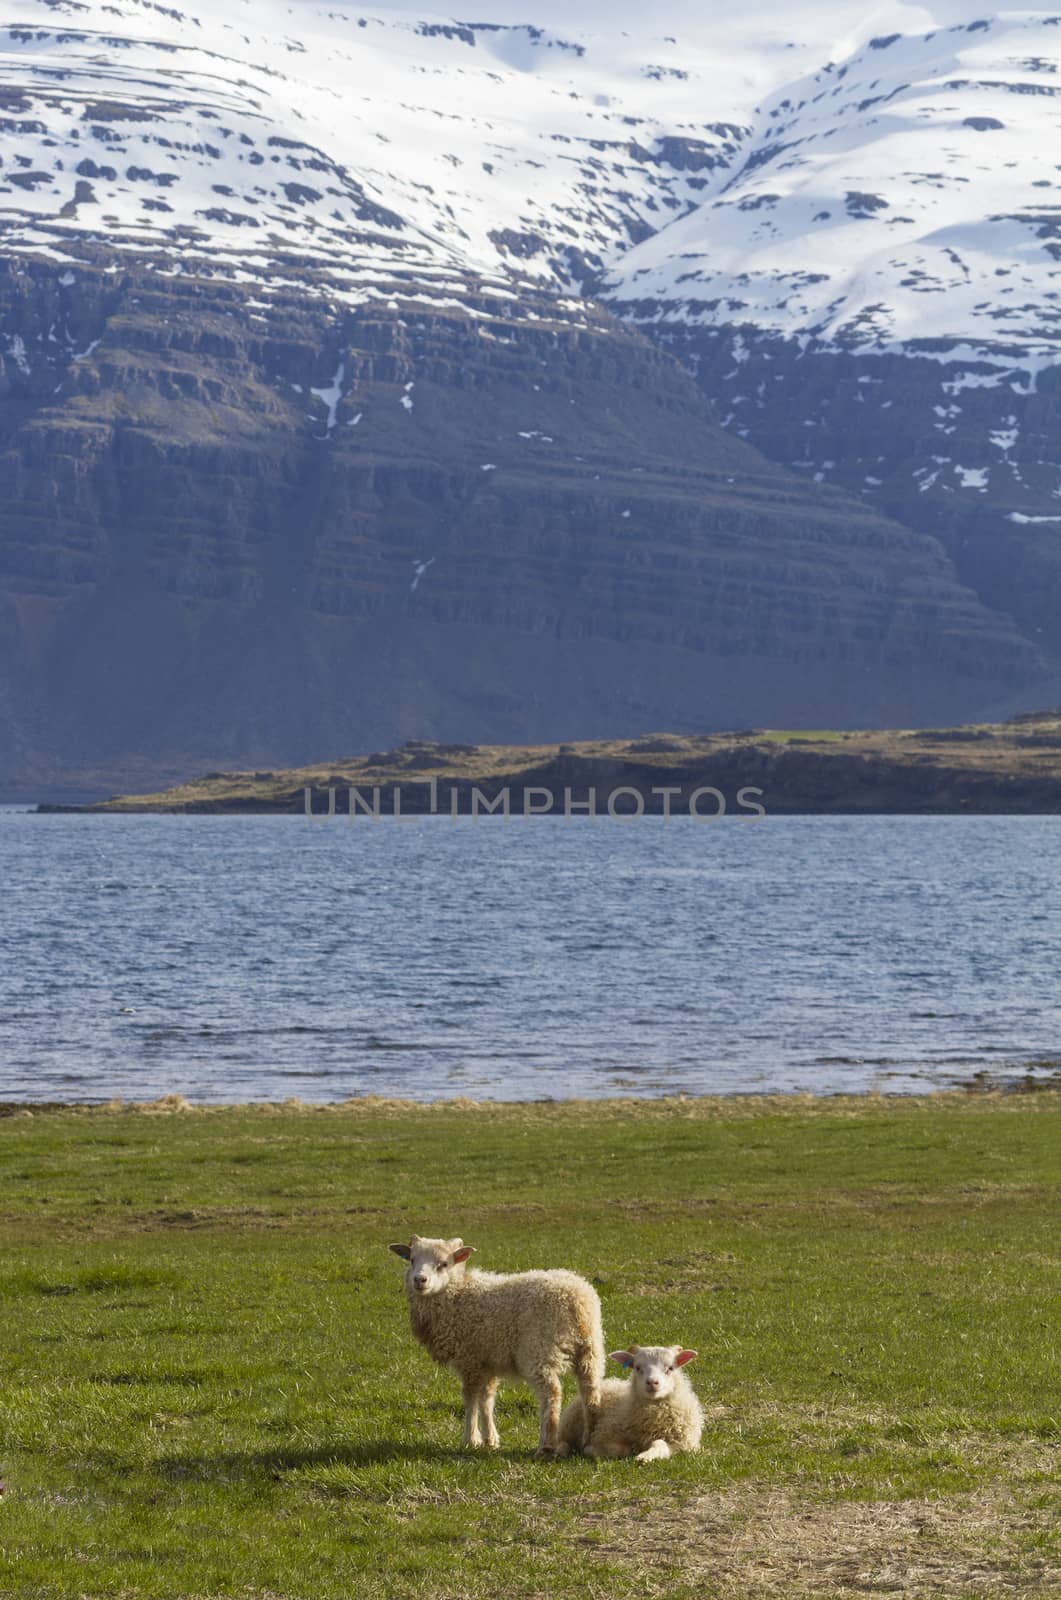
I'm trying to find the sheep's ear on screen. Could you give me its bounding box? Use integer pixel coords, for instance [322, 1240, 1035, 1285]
[451, 1245, 475, 1264]
[609, 1350, 634, 1368]
[675, 1349, 697, 1367]
[389, 1243, 412, 1260]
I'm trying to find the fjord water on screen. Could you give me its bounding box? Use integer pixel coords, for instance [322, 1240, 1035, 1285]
[1, 811, 1058, 1102]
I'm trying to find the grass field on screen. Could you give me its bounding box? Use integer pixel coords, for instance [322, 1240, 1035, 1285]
[1, 1093, 1059, 1599]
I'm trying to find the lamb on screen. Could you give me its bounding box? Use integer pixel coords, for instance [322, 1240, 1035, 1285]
[388, 1234, 603, 1456]
[556, 1344, 702, 1462]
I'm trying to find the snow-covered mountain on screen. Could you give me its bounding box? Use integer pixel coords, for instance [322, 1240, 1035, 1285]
[0, 0, 1059, 791]
[0, 0, 760, 304]
[4, 0, 1058, 403]
[610, 14, 1061, 363]
[11, 0, 1054, 320]
[606, 11, 1061, 639]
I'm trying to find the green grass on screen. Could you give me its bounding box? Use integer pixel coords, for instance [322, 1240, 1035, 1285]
[1, 1094, 1060, 1599]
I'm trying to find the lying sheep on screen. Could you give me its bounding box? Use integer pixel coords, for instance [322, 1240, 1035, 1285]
[556, 1344, 702, 1462]
[389, 1234, 603, 1456]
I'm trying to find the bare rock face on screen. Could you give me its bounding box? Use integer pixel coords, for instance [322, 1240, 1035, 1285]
[623, 323, 1061, 667]
[0, 256, 1046, 796]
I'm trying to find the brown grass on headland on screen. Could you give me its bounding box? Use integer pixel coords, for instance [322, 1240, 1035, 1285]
[36, 711, 1061, 814]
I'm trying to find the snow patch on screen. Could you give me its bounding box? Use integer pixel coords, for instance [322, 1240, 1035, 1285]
[311, 361, 346, 435]
[410, 558, 435, 592]
[6, 334, 30, 375]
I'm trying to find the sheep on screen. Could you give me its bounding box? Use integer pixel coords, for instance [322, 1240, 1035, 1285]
[556, 1343, 702, 1462]
[388, 1234, 603, 1456]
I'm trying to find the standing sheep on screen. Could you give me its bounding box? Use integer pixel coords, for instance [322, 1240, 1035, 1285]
[388, 1234, 603, 1456]
[556, 1344, 702, 1462]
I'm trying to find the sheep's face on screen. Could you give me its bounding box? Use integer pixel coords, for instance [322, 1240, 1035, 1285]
[610, 1345, 696, 1401]
[389, 1235, 475, 1296]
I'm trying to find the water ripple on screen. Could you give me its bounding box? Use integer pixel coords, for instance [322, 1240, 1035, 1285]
[0, 811, 1058, 1100]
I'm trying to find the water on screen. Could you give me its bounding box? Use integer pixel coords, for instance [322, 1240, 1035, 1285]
[0, 810, 1058, 1102]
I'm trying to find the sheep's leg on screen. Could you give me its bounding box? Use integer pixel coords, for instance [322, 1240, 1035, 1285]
[532, 1371, 563, 1457]
[573, 1332, 602, 1434]
[635, 1439, 672, 1463]
[461, 1376, 485, 1449]
[477, 1379, 500, 1449]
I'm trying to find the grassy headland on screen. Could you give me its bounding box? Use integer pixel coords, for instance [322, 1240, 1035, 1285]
[1, 1093, 1059, 1598]
[37, 713, 1061, 815]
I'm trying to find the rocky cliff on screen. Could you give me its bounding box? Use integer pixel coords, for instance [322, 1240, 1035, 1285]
[1, 1, 1059, 797]
[7, 254, 1046, 795]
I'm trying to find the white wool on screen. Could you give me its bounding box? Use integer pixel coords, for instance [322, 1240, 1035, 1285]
[390, 1234, 604, 1454]
[557, 1342, 703, 1462]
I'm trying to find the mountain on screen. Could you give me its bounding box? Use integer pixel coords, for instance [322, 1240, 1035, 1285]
[607, 11, 1061, 659]
[0, 0, 1058, 796]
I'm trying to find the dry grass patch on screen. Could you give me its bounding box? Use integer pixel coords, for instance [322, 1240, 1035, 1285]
[587, 1480, 1061, 1598]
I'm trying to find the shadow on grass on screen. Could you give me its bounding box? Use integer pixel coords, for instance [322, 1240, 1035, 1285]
[157, 1440, 532, 1479]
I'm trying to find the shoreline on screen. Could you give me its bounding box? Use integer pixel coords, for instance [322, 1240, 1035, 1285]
[3, 1079, 1060, 1117]
[27, 806, 1061, 819]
